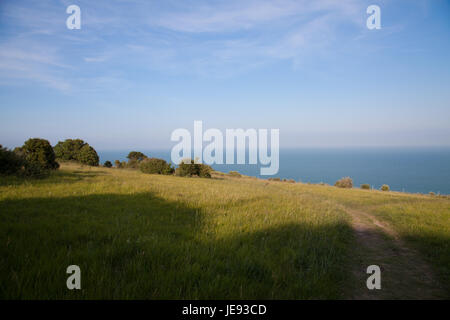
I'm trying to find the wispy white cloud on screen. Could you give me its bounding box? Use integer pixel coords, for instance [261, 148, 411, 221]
[151, 0, 363, 33]
[0, 0, 373, 88]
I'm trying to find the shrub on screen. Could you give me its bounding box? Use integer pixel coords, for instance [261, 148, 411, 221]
[77, 145, 99, 166]
[21, 138, 59, 171]
[114, 160, 121, 168]
[127, 151, 147, 162]
[175, 159, 211, 178]
[199, 163, 212, 178]
[140, 158, 174, 175]
[53, 139, 86, 161]
[104, 160, 112, 168]
[380, 184, 390, 191]
[361, 184, 371, 190]
[268, 177, 281, 181]
[126, 159, 139, 169]
[0, 145, 24, 175]
[126, 151, 148, 168]
[22, 161, 50, 178]
[334, 177, 353, 188]
[53, 139, 99, 166]
[228, 171, 241, 178]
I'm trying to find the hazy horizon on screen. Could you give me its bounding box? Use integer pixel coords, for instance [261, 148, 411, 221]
[1, 0, 450, 149]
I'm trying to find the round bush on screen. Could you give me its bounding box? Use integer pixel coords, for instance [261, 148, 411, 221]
[77, 145, 99, 166]
[104, 160, 112, 168]
[127, 151, 147, 162]
[361, 184, 371, 190]
[380, 184, 390, 191]
[334, 177, 353, 188]
[54, 139, 99, 166]
[21, 138, 59, 170]
[54, 139, 86, 161]
[0, 145, 24, 175]
[140, 158, 174, 175]
[175, 159, 211, 178]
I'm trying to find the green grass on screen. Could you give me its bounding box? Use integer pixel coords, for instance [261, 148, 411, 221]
[0, 163, 449, 298]
[292, 182, 450, 293]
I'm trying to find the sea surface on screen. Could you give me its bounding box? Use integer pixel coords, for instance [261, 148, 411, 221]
[99, 148, 450, 195]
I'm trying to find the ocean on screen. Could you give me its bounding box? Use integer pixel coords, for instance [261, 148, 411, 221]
[98, 148, 450, 195]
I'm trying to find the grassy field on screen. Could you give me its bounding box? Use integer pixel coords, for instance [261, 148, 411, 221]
[0, 163, 449, 299]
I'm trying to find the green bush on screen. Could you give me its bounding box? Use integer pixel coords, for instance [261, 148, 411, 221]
[127, 151, 147, 162]
[380, 184, 390, 191]
[104, 160, 112, 168]
[361, 184, 371, 190]
[77, 145, 99, 166]
[126, 151, 148, 168]
[175, 159, 211, 178]
[228, 171, 241, 178]
[199, 163, 212, 178]
[53, 139, 99, 166]
[0, 145, 24, 175]
[54, 139, 86, 161]
[21, 138, 59, 171]
[334, 177, 353, 188]
[140, 158, 174, 175]
[22, 161, 50, 178]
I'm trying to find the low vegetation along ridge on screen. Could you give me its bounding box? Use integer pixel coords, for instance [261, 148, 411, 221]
[0, 138, 449, 299]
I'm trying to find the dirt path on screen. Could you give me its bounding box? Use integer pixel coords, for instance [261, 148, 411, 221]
[343, 206, 445, 299]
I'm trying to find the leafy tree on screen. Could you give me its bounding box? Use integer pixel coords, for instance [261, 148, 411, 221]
[21, 138, 59, 170]
[175, 159, 211, 178]
[53, 139, 99, 166]
[140, 158, 174, 175]
[0, 144, 24, 175]
[77, 145, 99, 166]
[104, 160, 112, 168]
[54, 139, 86, 161]
[127, 151, 147, 162]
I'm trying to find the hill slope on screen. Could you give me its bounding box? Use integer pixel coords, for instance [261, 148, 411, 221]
[1, 163, 448, 299]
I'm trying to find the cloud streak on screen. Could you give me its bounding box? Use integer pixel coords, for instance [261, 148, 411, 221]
[0, 0, 371, 89]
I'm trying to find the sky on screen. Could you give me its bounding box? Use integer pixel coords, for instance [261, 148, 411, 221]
[0, 0, 449, 150]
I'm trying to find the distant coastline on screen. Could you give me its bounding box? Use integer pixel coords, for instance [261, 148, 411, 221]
[98, 147, 450, 195]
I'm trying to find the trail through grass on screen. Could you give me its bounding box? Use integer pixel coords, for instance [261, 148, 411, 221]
[0, 163, 448, 299]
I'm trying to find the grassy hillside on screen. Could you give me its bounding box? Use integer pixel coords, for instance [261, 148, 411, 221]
[0, 163, 448, 299]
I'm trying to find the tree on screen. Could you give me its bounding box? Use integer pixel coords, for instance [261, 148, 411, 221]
[127, 151, 147, 162]
[140, 158, 174, 175]
[104, 160, 112, 168]
[53, 139, 99, 166]
[54, 139, 86, 161]
[0, 145, 24, 175]
[114, 160, 121, 168]
[175, 159, 211, 178]
[77, 145, 99, 166]
[21, 138, 59, 170]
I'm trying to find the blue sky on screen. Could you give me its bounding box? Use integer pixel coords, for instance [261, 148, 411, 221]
[0, 0, 449, 150]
